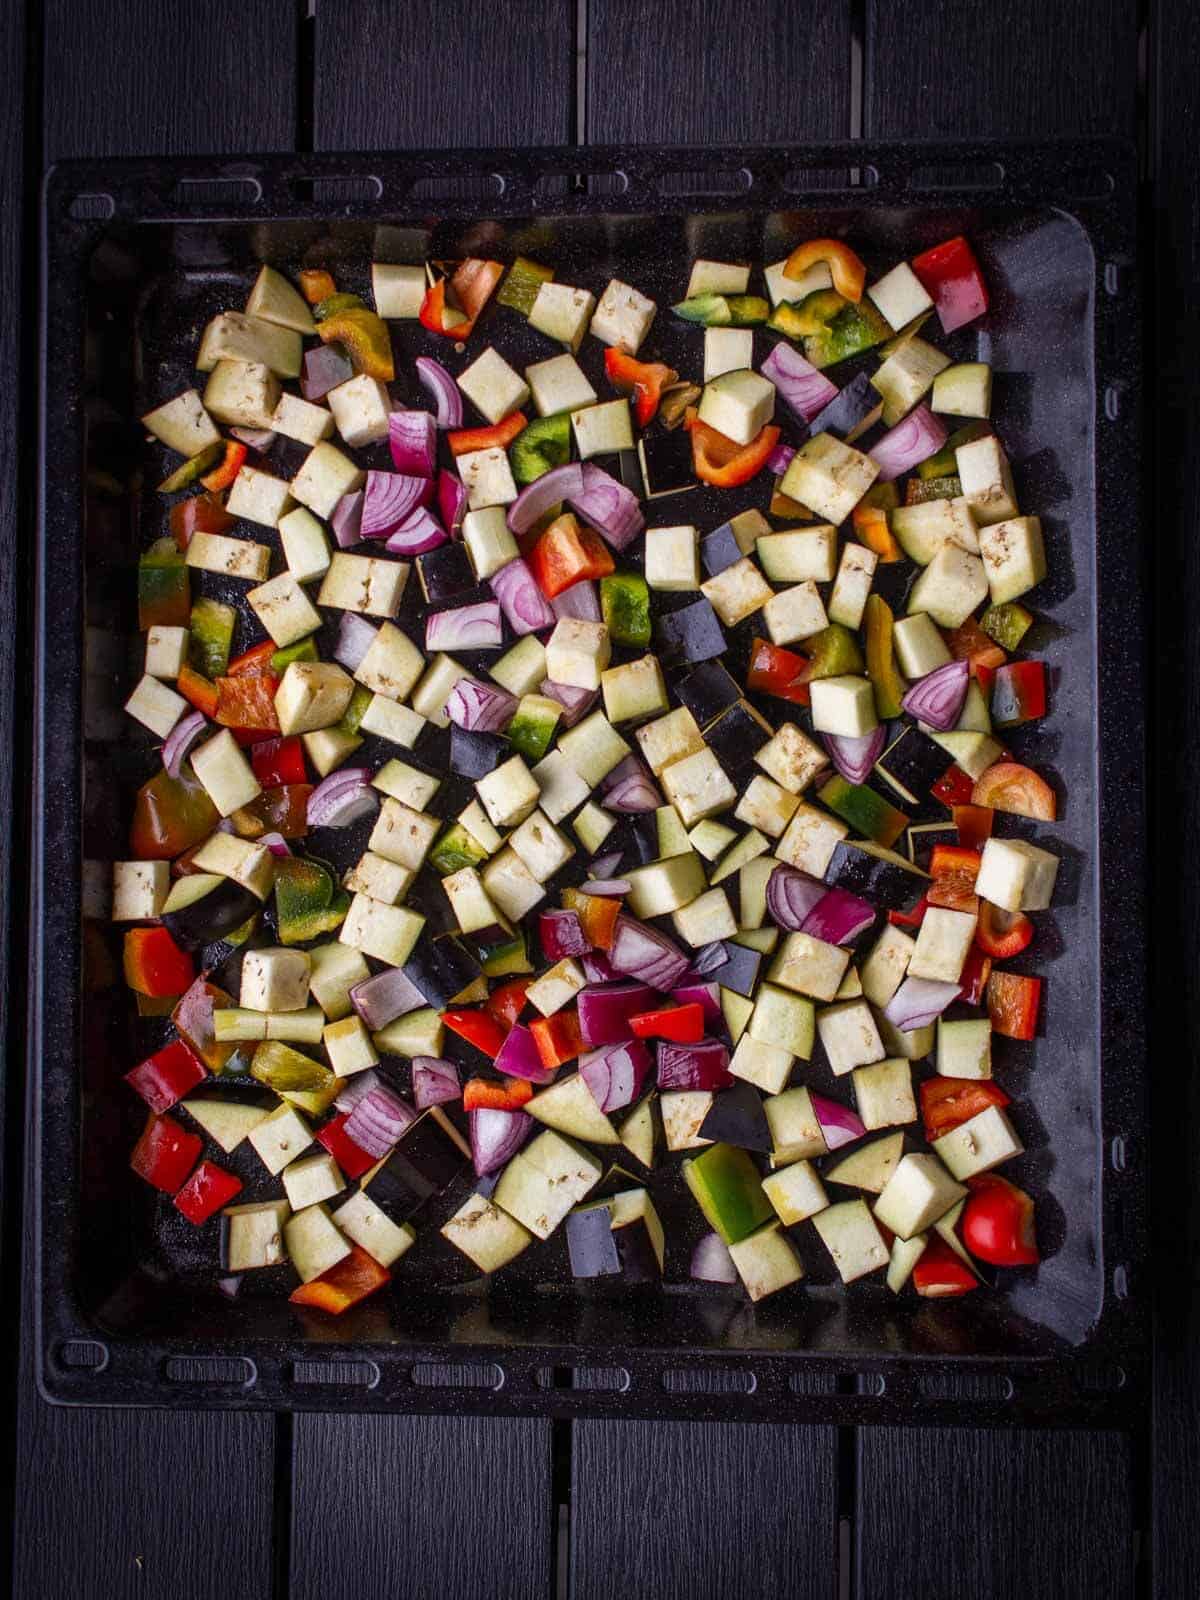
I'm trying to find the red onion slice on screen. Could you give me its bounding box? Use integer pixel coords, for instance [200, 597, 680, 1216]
[602, 774, 662, 813]
[579, 1038, 652, 1113]
[580, 949, 618, 984]
[590, 849, 623, 879]
[507, 463, 586, 536]
[333, 611, 379, 672]
[351, 967, 426, 1030]
[388, 408, 437, 475]
[670, 981, 722, 1028]
[822, 726, 886, 785]
[801, 887, 876, 945]
[490, 557, 555, 635]
[690, 1231, 738, 1284]
[868, 403, 948, 482]
[446, 677, 517, 734]
[425, 601, 503, 652]
[766, 864, 829, 931]
[539, 679, 598, 727]
[608, 915, 691, 993]
[412, 1056, 461, 1109]
[656, 1037, 733, 1091]
[385, 507, 449, 556]
[884, 976, 962, 1031]
[760, 341, 839, 423]
[258, 832, 291, 858]
[360, 469, 434, 540]
[493, 1023, 555, 1084]
[576, 980, 658, 1048]
[415, 356, 464, 429]
[810, 1092, 865, 1151]
[437, 469, 467, 536]
[539, 909, 590, 961]
[306, 768, 378, 829]
[766, 439, 797, 474]
[162, 709, 207, 779]
[344, 1083, 418, 1159]
[567, 462, 645, 551]
[334, 1069, 381, 1113]
[900, 658, 969, 731]
[470, 1106, 532, 1176]
[579, 878, 631, 897]
[331, 489, 364, 549]
[551, 581, 601, 623]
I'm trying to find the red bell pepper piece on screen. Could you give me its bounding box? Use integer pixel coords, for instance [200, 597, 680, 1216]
[450, 258, 505, 322]
[226, 640, 277, 678]
[299, 268, 337, 305]
[910, 235, 989, 334]
[200, 439, 247, 492]
[176, 663, 220, 719]
[685, 409, 781, 488]
[173, 1159, 243, 1225]
[987, 971, 1041, 1040]
[123, 927, 195, 998]
[130, 1112, 202, 1194]
[289, 1243, 390, 1314]
[124, 1037, 207, 1112]
[419, 278, 474, 340]
[972, 761, 1056, 822]
[462, 1076, 535, 1112]
[920, 1077, 1011, 1142]
[216, 674, 281, 733]
[603, 348, 678, 426]
[746, 637, 812, 706]
[931, 765, 975, 808]
[912, 1235, 978, 1297]
[962, 1174, 1039, 1267]
[629, 1003, 704, 1044]
[990, 660, 1047, 729]
[172, 978, 239, 1071]
[130, 767, 220, 859]
[486, 978, 532, 1030]
[888, 893, 929, 930]
[528, 513, 615, 599]
[170, 493, 234, 550]
[952, 803, 994, 850]
[251, 735, 307, 787]
[316, 1112, 378, 1181]
[783, 237, 867, 303]
[927, 843, 981, 914]
[956, 945, 993, 1007]
[975, 901, 1034, 960]
[441, 1007, 508, 1059]
[560, 888, 621, 950]
[530, 1008, 582, 1071]
[447, 411, 527, 458]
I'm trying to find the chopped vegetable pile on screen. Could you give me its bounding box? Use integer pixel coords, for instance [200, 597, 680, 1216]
[116, 228, 1054, 1313]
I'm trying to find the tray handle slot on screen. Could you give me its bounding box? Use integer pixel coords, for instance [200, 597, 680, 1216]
[782, 163, 879, 194]
[908, 160, 1005, 190]
[173, 176, 263, 207]
[410, 1361, 504, 1390]
[290, 1358, 380, 1389]
[163, 1355, 256, 1387]
[661, 1366, 756, 1396]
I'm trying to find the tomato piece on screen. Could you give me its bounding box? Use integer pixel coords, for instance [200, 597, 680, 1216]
[603, 347, 678, 426]
[176, 663, 220, 718]
[952, 803, 994, 849]
[173, 1159, 243, 1225]
[685, 409, 781, 488]
[316, 1112, 378, 1181]
[462, 1077, 535, 1112]
[447, 411, 528, 458]
[486, 978, 532, 1030]
[200, 439, 247, 492]
[530, 1008, 582, 1070]
[956, 945, 993, 1007]
[962, 1174, 1039, 1266]
[975, 901, 1034, 959]
[912, 1235, 978, 1297]
[124, 1038, 207, 1113]
[972, 761, 1056, 821]
[442, 1008, 508, 1058]
[130, 1112, 202, 1194]
[920, 1077, 1011, 1141]
[782, 238, 867, 303]
[931, 765, 975, 807]
[629, 1003, 704, 1043]
[227, 640, 277, 678]
[170, 493, 234, 550]
[289, 1244, 390, 1314]
[123, 926, 195, 998]
[746, 637, 812, 705]
[216, 674, 281, 733]
[986, 971, 1041, 1040]
[527, 512, 615, 598]
[130, 767, 220, 859]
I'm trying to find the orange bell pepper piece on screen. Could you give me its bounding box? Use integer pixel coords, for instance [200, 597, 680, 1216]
[782, 238, 867, 303]
[685, 409, 780, 489]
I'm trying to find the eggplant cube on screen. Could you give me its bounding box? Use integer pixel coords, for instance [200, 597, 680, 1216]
[290, 442, 365, 520]
[355, 621, 425, 702]
[325, 374, 391, 448]
[697, 369, 775, 446]
[344, 851, 413, 906]
[275, 661, 354, 736]
[145, 625, 188, 680]
[281, 1151, 345, 1212]
[853, 1057, 916, 1130]
[645, 525, 700, 592]
[457, 347, 530, 425]
[636, 707, 704, 776]
[271, 391, 335, 447]
[811, 1198, 889, 1282]
[279, 506, 332, 583]
[493, 1130, 603, 1240]
[700, 556, 773, 628]
[860, 924, 916, 1009]
[526, 958, 586, 1017]
[246, 572, 322, 648]
[241, 947, 312, 1013]
[142, 387, 221, 457]
[906, 544, 989, 630]
[322, 1015, 380, 1078]
[190, 729, 261, 816]
[361, 695, 426, 748]
[867, 262, 934, 330]
[827, 542, 879, 630]
[932, 1105, 1024, 1180]
[442, 866, 502, 936]
[761, 1158, 828, 1225]
[369, 798, 440, 871]
[220, 1198, 290, 1272]
[481, 847, 545, 921]
[762, 580, 829, 647]
[186, 530, 271, 582]
[319, 552, 409, 619]
[871, 338, 950, 426]
[769, 932, 851, 1003]
[203, 359, 280, 430]
[556, 711, 631, 788]
[781, 433, 879, 525]
[112, 860, 170, 922]
[776, 802, 849, 876]
[624, 853, 707, 917]
[284, 1203, 351, 1283]
[601, 654, 669, 724]
[476, 755, 541, 829]
[703, 326, 754, 382]
[937, 1017, 993, 1080]
[893, 612, 952, 679]
[873, 1152, 966, 1238]
[572, 398, 634, 459]
[371, 262, 426, 319]
[531, 748, 590, 823]
[932, 362, 993, 419]
[661, 1090, 714, 1151]
[525, 353, 597, 418]
[672, 886, 737, 948]
[528, 281, 596, 352]
[660, 748, 737, 827]
[729, 1034, 793, 1095]
[735, 775, 799, 838]
[763, 1086, 826, 1162]
[509, 808, 575, 881]
[197, 311, 302, 377]
[440, 1191, 533, 1273]
[975, 836, 1059, 913]
[728, 1220, 805, 1301]
[748, 982, 815, 1058]
[411, 653, 472, 728]
[124, 674, 188, 739]
[817, 999, 886, 1077]
[333, 1190, 415, 1269]
[191, 832, 275, 898]
[545, 618, 612, 691]
[978, 515, 1047, 604]
[463, 506, 519, 581]
[589, 278, 656, 356]
[755, 722, 828, 796]
[955, 434, 1019, 527]
[574, 801, 616, 854]
[809, 675, 878, 738]
[247, 1103, 313, 1177]
[339, 894, 426, 967]
[908, 906, 977, 983]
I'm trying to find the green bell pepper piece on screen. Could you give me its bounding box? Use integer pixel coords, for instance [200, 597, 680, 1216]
[188, 596, 236, 679]
[683, 1143, 773, 1245]
[981, 602, 1034, 652]
[917, 420, 991, 480]
[600, 571, 652, 648]
[138, 537, 191, 629]
[497, 256, 553, 316]
[670, 293, 732, 327]
[157, 440, 222, 495]
[725, 295, 770, 326]
[804, 622, 864, 680]
[270, 635, 320, 675]
[274, 857, 350, 946]
[429, 822, 489, 877]
[313, 292, 366, 321]
[510, 411, 572, 485]
[337, 684, 374, 737]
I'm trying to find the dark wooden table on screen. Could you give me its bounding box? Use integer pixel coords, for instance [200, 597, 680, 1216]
[5, 2, 1197, 1595]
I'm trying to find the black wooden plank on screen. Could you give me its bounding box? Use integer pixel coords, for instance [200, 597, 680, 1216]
[1149, 1, 1200, 1595]
[856, 1428, 1134, 1599]
[12, 5, 296, 1596]
[586, 0, 852, 143]
[864, 0, 1138, 139]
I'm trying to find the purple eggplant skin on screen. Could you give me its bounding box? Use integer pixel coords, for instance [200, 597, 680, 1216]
[654, 596, 726, 664]
[612, 1217, 662, 1283]
[567, 1205, 622, 1279]
[699, 1081, 774, 1153]
[403, 934, 482, 1010]
[365, 1113, 466, 1221]
[162, 877, 259, 949]
[674, 660, 741, 728]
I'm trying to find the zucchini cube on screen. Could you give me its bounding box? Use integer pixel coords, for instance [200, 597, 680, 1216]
[319, 552, 409, 618]
[279, 506, 332, 583]
[247, 1103, 313, 1177]
[756, 525, 838, 584]
[727, 1221, 805, 1301]
[463, 506, 519, 581]
[978, 515, 1047, 604]
[528, 281, 596, 352]
[333, 1190, 415, 1268]
[241, 947, 312, 1013]
[735, 775, 799, 838]
[343, 852, 413, 904]
[284, 1202, 351, 1283]
[697, 369, 775, 446]
[755, 721, 828, 796]
[299, 722, 359, 778]
[190, 728, 261, 816]
[191, 832, 274, 898]
[908, 906, 977, 983]
[573, 800, 616, 854]
[672, 886, 737, 948]
[246, 572, 322, 648]
[275, 661, 354, 736]
[729, 1034, 793, 1094]
[326, 374, 392, 447]
[811, 1198, 889, 1283]
[687, 260, 750, 298]
[955, 434, 1019, 527]
[776, 801, 849, 876]
[768, 931, 851, 1002]
[932, 1105, 1025, 1180]
[441, 866, 500, 935]
[458, 347, 531, 425]
[545, 618, 612, 691]
[860, 924, 916, 1009]
[589, 278, 656, 355]
[892, 612, 953, 678]
[290, 441, 366, 520]
[660, 748, 737, 827]
[308, 942, 371, 1021]
[937, 1017, 993, 1080]
[271, 391, 335, 447]
[509, 808, 575, 881]
[245, 268, 314, 333]
[644, 525, 700, 592]
[601, 654, 669, 724]
[853, 1057, 916, 1130]
[572, 398, 634, 459]
[476, 754, 541, 829]
[281, 1151, 345, 1212]
[809, 674, 878, 738]
[525, 353, 597, 418]
[817, 999, 885, 1076]
[871, 337, 950, 426]
[220, 1198, 290, 1271]
[906, 543, 988, 629]
[892, 496, 980, 563]
[556, 711, 630, 787]
[354, 621, 425, 701]
[411, 653, 473, 728]
[636, 706, 704, 776]
[781, 433, 880, 525]
[493, 1130, 603, 1240]
[874, 1152, 966, 1238]
[828, 542, 879, 630]
[371, 262, 426, 319]
[197, 311, 302, 378]
[531, 748, 591, 823]
[624, 852, 707, 918]
[763, 1086, 826, 1162]
[975, 836, 1059, 913]
[932, 361, 993, 419]
[762, 580, 829, 646]
[112, 860, 170, 922]
[761, 1158, 828, 1225]
[141, 388, 220, 457]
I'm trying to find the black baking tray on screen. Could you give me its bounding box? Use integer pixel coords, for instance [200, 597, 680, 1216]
[32, 140, 1146, 1425]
